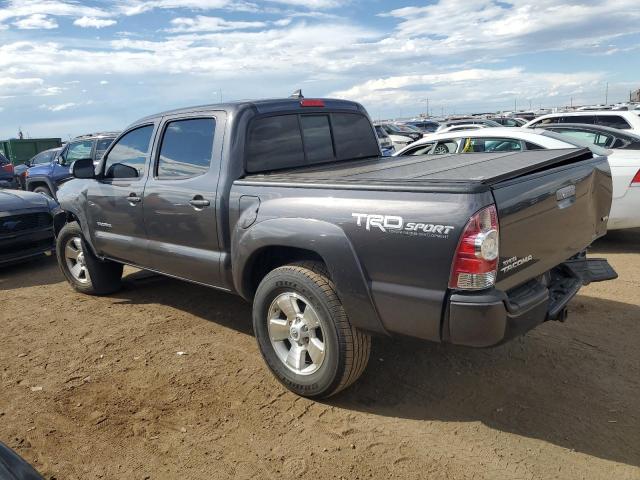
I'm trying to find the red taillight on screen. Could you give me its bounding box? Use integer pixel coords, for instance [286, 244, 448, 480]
[449, 205, 499, 290]
[631, 169, 640, 186]
[300, 99, 325, 107]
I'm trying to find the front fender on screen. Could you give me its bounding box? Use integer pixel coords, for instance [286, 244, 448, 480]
[54, 182, 100, 257]
[233, 217, 387, 336]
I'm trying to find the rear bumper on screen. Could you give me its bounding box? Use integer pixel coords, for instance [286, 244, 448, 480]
[608, 186, 640, 230]
[445, 258, 617, 347]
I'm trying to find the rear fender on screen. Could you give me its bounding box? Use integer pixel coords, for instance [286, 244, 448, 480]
[233, 218, 386, 336]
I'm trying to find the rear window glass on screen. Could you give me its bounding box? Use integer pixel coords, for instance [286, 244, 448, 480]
[332, 113, 379, 161]
[246, 112, 379, 172]
[246, 115, 304, 172]
[301, 115, 334, 163]
[595, 116, 631, 130]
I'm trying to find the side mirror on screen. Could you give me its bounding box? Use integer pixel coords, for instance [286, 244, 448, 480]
[72, 158, 95, 179]
[24, 160, 31, 166]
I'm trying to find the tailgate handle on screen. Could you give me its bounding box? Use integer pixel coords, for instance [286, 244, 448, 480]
[556, 185, 576, 209]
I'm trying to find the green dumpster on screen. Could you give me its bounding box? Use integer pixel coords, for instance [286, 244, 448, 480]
[0, 138, 62, 166]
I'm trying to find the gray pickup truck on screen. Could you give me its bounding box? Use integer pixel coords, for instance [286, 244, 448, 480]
[54, 97, 616, 398]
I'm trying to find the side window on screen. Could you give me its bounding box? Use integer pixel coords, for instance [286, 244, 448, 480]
[246, 115, 304, 173]
[595, 116, 631, 130]
[524, 141, 544, 150]
[533, 117, 561, 126]
[331, 113, 380, 160]
[0, 152, 8, 165]
[103, 125, 154, 179]
[95, 138, 115, 161]
[404, 143, 434, 156]
[462, 138, 522, 153]
[157, 118, 216, 179]
[561, 115, 595, 124]
[554, 129, 598, 144]
[431, 140, 458, 155]
[301, 115, 334, 163]
[63, 141, 93, 165]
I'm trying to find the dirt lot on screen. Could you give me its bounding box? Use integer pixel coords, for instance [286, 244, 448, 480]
[1, 231, 639, 480]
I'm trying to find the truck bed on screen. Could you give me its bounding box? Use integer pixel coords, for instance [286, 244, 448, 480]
[237, 148, 596, 192]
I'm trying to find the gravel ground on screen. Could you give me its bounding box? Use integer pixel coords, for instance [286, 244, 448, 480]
[1, 230, 639, 480]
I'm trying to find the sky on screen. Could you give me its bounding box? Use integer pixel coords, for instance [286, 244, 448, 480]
[1, 0, 639, 139]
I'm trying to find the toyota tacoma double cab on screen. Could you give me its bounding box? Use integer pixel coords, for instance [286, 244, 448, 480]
[53, 97, 617, 398]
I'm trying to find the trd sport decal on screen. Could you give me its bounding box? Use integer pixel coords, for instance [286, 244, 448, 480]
[352, 213, 454, 239]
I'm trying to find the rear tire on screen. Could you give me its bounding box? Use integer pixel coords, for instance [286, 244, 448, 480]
[56, 221, 123, 295]
[253, 261, 371, 398]
[33, 185, 54, 199]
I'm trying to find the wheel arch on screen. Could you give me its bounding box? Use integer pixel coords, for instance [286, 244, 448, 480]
[233, 218, 386, 336]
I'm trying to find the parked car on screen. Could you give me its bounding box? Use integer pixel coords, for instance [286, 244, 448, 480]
[374, 125, 395, 156]
[0, 151, 16, 188]
[374, 123, 415, 149]
[436, 124, 488, 134]
[488, 117, 527, 127]
[394, 126, 638, 230]
[436, 118, 501, 131]
[0, 189, 58, 265]
[377, 123, 422, 142]
[26, 132, 118, 199]
[402, 120, 440, 132]
[14, 147, 63, 190]
[54, 97, 615, 398]
[534, 123, 640, 230]
[524, 111, 640, 133]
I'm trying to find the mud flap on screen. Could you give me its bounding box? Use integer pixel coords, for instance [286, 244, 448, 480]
[562, 258, 618, 285]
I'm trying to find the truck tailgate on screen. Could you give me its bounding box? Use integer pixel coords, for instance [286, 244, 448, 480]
[492, 155, 612, 290]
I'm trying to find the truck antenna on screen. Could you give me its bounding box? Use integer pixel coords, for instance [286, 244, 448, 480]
[289, 89, 303, 99]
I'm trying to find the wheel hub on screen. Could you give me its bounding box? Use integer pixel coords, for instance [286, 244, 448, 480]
[267, 292, 326, 376]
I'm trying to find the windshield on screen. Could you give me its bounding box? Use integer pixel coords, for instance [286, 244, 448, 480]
[540, 130, 610, 157]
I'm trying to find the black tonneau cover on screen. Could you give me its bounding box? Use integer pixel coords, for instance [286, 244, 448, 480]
[238, 148, 595, 193]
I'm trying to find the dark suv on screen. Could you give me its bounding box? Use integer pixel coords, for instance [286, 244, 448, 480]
[26, 132, 118, 199]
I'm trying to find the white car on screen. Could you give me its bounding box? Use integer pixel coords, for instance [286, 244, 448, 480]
[394, 127, 640, 230]
[436, 124, 488, 134]
[524, 110, 640, 134]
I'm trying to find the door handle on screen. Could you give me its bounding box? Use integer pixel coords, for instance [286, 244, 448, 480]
[189, 196, 210, 209]
[127, 193, 141, 204]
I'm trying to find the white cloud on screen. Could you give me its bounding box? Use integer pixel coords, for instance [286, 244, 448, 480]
[13, 14, 58, 29]
[100, 80, 109, 85]
[74, 16, 117, 28]
[40, 102, 77, 112]
[330, 67, 605, 112]
[0, 77, 44, 98]
[168, 15, 266, 32]
[35, 86, 64, 96]
[0, 0, 112, 23]
[116, 0, 252, 16]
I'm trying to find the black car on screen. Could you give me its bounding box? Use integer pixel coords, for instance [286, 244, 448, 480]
[14, 147, 63, 190]
[0, 189, 58, 265]
[403, 120, 440, 132]
[535, 123, 640, 150]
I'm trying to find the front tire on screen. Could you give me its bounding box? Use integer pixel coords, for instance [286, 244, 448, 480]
[56, 221, 123, 295]
[253, 262, 371, 398]
[33, 185, 54, 198]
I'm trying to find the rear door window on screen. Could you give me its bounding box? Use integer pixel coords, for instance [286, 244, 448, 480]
[595, 115, 632, 130]
[157, 118, 216, 179]
[403, 143, 435, 155]
[432, 140, 459, 154]
[461, 138, 522, 152]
